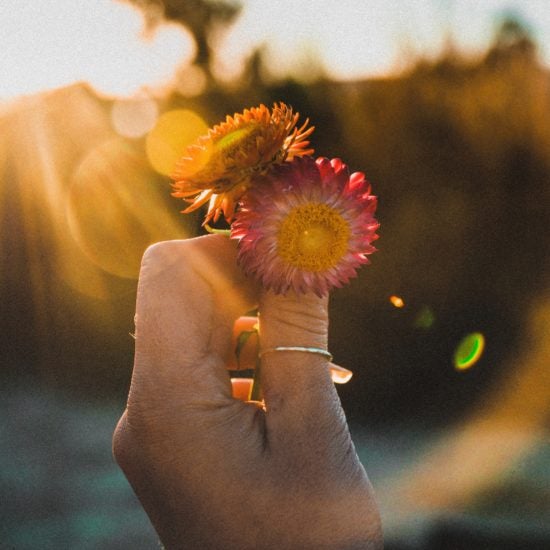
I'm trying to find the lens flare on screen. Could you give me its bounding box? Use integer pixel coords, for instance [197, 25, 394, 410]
[454, 332, 485, 370]
[111, 96, 159, 138]
[389, 295, 405, 308]
[68, 138, 188, 279]
[175, 65, 208, 98]
[146, 109, 208, 176]
[414, 305, 435, 329]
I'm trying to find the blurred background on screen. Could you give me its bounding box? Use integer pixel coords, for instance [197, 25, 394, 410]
[1, 1, 549, 548]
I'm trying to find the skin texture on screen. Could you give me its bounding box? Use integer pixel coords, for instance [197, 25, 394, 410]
[113, 234, 382, 550]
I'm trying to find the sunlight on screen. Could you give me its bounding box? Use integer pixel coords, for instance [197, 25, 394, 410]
[0, 123, 6, 200]
[4, 89, 123, 304]
[111, 95, 159, 139]
[68, 137, 189, 279]
[0, 0, 195, 100]
[145, 109, 209, 176]
[4, 91, 98, 319]
[2, 84, 190, 302]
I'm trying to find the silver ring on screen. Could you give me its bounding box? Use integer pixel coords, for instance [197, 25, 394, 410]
[259, 346, 333, 362]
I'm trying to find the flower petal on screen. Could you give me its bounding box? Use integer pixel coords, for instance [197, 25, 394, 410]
[232, 156, 379, 296]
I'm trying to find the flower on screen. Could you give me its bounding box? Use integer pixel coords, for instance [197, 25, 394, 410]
[171, 103, 314, 224]
[231, 156, 379, 297]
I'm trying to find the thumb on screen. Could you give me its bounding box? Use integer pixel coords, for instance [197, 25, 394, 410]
[258, 289, 342, 429]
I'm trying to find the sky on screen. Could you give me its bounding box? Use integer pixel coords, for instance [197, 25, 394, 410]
[1, 0, 549, 101]
[216, 0, 548, 80]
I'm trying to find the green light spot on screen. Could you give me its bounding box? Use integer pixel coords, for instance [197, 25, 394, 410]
[414, 306, 435, 329]
[454, 332, 485, 370]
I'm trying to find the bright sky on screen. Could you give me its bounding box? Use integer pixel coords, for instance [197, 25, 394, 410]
[1, 0, 550, 100]
[216, 0, 550, 80]
[0, 0, 195, 99]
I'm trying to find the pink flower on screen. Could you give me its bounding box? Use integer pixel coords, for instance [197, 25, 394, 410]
[231, 156, 379, 297]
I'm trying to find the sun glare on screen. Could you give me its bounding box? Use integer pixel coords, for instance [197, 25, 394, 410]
[68, 137, 190, 279]
[111, 95, 159, 139]
[0, 0, 195, 101]
[145, 109, 209, 176]
[2, 84, 193, 304]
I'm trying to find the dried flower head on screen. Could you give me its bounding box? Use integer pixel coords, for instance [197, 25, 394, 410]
[231, 156, 379, 297]
[171, 103, 314, 224]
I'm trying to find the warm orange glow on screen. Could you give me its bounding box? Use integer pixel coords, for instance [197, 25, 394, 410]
[146, 110, 209, 176]
[6, 99, 66, 324]
[390, 295, 405, 308]
[67, 137, 189, 279]
[2, 88, 127, 328]
[0, 126, 7, 220]
[111, 95, 159, 139]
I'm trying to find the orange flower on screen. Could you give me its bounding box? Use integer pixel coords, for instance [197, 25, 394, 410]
[171, 103, 314, 224]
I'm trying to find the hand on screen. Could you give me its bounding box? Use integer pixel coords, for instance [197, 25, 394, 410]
[113, 234, 382, 549]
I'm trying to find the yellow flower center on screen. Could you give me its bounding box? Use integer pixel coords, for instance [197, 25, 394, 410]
[277, 203, 350, 271]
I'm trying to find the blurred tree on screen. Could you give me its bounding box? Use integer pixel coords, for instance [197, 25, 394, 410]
[485, 14, 537, 65]
[125, 0, 242, 84]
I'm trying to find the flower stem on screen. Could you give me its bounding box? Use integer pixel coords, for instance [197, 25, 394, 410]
[204, 224, 231, 236]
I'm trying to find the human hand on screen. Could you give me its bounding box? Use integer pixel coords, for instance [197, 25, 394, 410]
[113, 234, 382, 549]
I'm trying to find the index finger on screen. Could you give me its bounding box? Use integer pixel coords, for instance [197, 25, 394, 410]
[129, 235, 258, 413]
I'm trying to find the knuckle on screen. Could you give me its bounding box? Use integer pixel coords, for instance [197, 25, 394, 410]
[112, 413, 137, 470]
[141, 240, 180, 267]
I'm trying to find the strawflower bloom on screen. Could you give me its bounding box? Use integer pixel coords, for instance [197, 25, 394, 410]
[171, 103, 314, 224]
[231, 156, 379, 297]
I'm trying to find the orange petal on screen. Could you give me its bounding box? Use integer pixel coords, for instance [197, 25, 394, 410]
[227, 316, 259, 371]
[231, 378, 253, 401]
